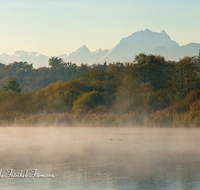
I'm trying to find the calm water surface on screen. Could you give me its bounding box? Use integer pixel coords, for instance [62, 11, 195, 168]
[0, 127, 200, 190]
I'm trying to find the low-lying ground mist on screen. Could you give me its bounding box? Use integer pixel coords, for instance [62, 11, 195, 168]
[0, 127, 200, 181]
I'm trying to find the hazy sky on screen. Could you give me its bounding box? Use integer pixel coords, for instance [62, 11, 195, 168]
[0, 0, 200, 56]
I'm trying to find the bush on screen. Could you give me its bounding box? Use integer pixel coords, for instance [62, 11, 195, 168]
[72, 91, 106, 113]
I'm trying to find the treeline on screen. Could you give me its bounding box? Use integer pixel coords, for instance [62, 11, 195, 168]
[1, 53, 200, 127]
[0, 57, 91, 92]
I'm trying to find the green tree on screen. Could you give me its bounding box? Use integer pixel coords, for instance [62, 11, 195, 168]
[176, 56, 197, 94]
[134, 54, 173, 90]
[134, 53, 148, 83]
[48, 57, 64, 67]
[2, 79, 21, 93]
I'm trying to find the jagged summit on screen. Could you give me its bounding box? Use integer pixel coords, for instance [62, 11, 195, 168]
[161, 30, 167, 34]
[69, 45, 90, 57]
[68, 45, 93, 64]
[101, 29, 179, 62]
[80, 44, 87, 49]
[75, 45, 88, 52]
[120, 29, 178, 46]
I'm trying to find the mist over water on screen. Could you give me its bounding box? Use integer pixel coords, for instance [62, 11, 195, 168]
[0, 127, 200, 190]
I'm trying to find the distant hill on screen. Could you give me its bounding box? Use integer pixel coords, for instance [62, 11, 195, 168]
[67, 45, 94, 64]
[0, 29, 199, 67]
[152, 43, 200, 61]
[64, 45, 108, 64]
[0, 50, 49, 68]
[57, 53, 68, 62]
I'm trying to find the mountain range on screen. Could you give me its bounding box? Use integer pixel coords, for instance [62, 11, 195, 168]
[1, 29, 200, 68]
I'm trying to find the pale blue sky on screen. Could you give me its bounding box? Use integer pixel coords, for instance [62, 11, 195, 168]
[0, 0, 200, 56]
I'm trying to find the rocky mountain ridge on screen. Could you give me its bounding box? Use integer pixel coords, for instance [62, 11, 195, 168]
[0, 29, 199, 68]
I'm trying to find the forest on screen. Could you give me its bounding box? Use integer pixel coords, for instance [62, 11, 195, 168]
[0, 54, 200, 127]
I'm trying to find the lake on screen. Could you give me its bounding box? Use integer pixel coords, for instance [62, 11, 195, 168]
[0, 127, 200, 190]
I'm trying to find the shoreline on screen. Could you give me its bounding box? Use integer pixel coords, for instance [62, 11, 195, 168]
[0, 112, 199, 128]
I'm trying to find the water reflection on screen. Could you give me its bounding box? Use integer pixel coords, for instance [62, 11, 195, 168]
[0, 127, 200, 190]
